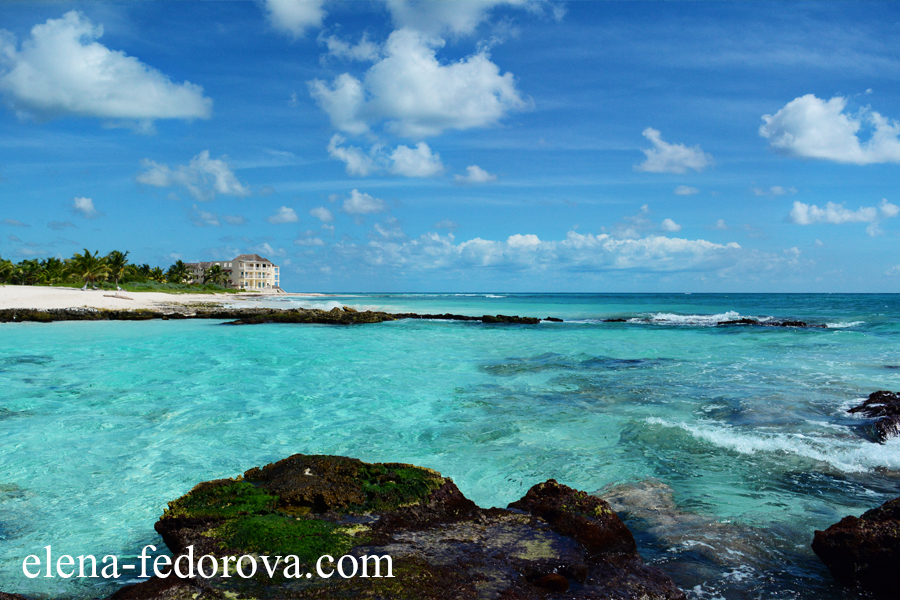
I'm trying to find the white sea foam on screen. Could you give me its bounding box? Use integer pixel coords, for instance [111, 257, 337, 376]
[825, 321, 865, 328]
[646, 417, 900, 473]
[638, 311, 769, 326]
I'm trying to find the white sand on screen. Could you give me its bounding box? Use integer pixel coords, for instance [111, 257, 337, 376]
[0, 285, 327, 311]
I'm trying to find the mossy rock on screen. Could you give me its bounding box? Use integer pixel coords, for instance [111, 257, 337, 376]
[128, 455, 685, 600]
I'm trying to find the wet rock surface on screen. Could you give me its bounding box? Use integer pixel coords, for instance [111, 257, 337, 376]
[110, 454, 685, 600]
[848, 391, 900, 442]
[812, 496, 900, 596]
[0, 307, 549, 326]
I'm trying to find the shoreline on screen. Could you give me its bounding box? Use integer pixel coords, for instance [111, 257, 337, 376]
[0, 285, 330, 311]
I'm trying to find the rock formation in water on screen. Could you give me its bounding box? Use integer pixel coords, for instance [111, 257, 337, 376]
[812, 496, 900, 596]
[100, 454, 685, 600]
[848, 390, 900, 442]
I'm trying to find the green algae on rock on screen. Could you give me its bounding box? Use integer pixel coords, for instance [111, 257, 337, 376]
[104, 454, 688, 600]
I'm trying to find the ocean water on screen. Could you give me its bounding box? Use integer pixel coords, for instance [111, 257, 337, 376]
[1, 293, 899, 599]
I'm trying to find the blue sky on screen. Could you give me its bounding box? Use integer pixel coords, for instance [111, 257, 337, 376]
[1, 0, 899, 292]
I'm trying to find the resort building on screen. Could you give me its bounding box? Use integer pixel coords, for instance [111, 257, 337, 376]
[186, 254, 282, 291]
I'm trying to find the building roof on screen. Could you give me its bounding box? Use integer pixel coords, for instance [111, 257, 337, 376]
[233, 254, 274, 264]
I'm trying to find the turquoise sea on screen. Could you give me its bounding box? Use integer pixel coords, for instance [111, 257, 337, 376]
[2, 293, 899, 599]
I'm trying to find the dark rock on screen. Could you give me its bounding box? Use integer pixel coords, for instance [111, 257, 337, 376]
[812, 496, 900, 596]
[481, 314, 541, 324]
[118, 454, 686, 600]
[717, 318, 759, 326]
[544, 317, 563, 322]
[0, 593, 30, 600]
[603, 318, 627, 322]
[848, 391, 900, 442]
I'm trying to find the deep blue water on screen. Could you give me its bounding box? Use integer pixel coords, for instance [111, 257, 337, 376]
[2, 293, 899, 599]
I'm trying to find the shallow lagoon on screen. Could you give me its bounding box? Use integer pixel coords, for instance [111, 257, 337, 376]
[2, 293, 899, 598]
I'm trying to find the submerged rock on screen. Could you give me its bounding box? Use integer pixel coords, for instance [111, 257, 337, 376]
[848, 391, 900, 442]
[812, 496, 900, 596]
[113, 454, 684, 600]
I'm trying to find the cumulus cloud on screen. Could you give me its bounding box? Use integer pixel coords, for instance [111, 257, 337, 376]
[310, 206, 334, 223]
[310, 28, 528, 138]
[714, 219, 728, 230]
[72, 196, 97, 218]
[342, 189, 388, 215]
[886, 265, 900, 277]
[0, 11, 211, 127]
[327, 134, 377, 176]
[318, 32, 380, 62]
[674, 185, 698, 196]
[752, 185, 797, 197]
[223, 215, 247, 226]
[338, 230, 742, 274]
[660, 218, 682, 232]
[635, 128, 713, 174]
[267, 206, 299, 224]
[264, 0, 326, 38]
[136, 151, 250, 201]
[383, 0, 550, 37]
[455, 164, 497, 184]
[788, 199, 898, 237]
[389, 142, 444, 177]
[190, 205, 220, 227]
[760, 94, 900, 164]
[327, 135, 444, 177]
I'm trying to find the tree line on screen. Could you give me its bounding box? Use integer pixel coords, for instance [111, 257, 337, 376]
[0, 249, 232, 290]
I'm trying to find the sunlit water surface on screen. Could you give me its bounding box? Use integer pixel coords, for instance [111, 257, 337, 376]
[2, 293, 899, 599]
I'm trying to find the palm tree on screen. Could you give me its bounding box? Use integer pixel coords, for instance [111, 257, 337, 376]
[67, 249, 110, 290]
[149, 266, 166, 283]
[203, 264, 228, 286]
[39, 257, 66, 286]
[0, 256, 13, 284]
[166, 260, 191, 284]
[106, 250, 129, 291]
[13, 259, 41, 285]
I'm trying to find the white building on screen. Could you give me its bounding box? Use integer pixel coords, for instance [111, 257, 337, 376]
[187, 254, 281, 291]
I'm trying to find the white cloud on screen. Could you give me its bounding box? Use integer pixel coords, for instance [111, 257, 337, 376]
[752, 185, 797, 197]
[295, 237, 326, 247]
[136, 151, 250, 201]
[759, 94, 900, 164]
[455, 164, 497, 184]
[338, 230, 743, 274]
[660, 218, 682, 232]
[72, 196, 97, 218]
[318, 32, 380, 62]
[674, 185, 698, 196]
[389, 142, 444, 177]
[714, 219, 728, 230]
[310, 206, 334, 223]
[886, 265, 900, 277]
[310, 28, 528, 138]
[382, 0, 547, 37]
[327, 135, 445, 178]
[191, 205, 220, 227]
[251, 242, 287, 257]
[264, 0, 326, 38]
[788, 199, 898, 237]
[223, 215, 247, 226]
[434, 219, 458, 230]
[342, 189, 388, 215]
[2, 218, 29, 227]
[373, 217, 406, 240]
[267, 206, 299, 224]
[0, 11, 211, 126]
[327, 134, 377, 175]
[635, 128, 713, 174]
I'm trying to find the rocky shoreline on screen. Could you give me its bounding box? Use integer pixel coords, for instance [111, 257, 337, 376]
[0, 306, 544, 325]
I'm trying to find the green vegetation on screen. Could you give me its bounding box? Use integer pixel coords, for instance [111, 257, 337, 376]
[164, 481, 277, 519]
[355, 464, 445, 511]
[0, 249, 239, 293]
[210, 514, 366, 560]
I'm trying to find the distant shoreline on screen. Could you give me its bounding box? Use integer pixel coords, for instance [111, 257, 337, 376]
[0, 285, 331, 311]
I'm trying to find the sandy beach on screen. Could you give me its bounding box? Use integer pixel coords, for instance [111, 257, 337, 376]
[0, 285, 326, 311]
